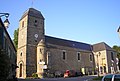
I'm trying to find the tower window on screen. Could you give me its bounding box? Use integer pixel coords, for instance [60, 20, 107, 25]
[34, 20, 38, 26]
[22, 21, 24, 27]
[20, 52, 22, 56]
[35, 20, 37, 23]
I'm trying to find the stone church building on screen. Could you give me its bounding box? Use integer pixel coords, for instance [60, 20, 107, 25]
[17, 8, 118, 78]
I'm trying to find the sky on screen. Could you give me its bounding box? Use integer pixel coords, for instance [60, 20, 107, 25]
[1, 0, 120, 47]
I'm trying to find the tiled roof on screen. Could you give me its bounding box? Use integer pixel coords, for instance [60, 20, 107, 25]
[93, 42, 114, 52]
[45, 35, 92, 51]
[20, 8, 44, 20]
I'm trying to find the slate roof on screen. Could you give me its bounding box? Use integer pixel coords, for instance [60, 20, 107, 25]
[93, 42, 114, 52]
[20, 8, 44, 20]
[45, 35, 92, 51]
[0, 18, 16, 52]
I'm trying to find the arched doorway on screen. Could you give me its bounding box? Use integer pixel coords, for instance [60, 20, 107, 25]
[19, 64, 22, 77]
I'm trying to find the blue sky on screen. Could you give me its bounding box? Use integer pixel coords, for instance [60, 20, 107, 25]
[1, 0, 120, 47]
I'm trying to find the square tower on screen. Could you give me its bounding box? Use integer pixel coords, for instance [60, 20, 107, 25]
[17, 8, 45, 78]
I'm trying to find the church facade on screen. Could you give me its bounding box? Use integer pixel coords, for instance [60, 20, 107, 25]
[16, 8, 118, 78]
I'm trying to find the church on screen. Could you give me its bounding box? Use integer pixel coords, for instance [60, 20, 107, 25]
[16, 8, 118, 78]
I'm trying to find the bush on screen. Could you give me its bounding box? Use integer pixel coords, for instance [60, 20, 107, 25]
[32, 73, 38, 78]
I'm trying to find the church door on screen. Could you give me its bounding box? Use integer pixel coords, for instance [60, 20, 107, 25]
[19, 64, 22, 77]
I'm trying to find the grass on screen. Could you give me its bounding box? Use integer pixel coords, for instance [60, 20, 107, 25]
[93, 76, 103, 80]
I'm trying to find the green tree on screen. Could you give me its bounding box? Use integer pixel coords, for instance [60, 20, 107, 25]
[0, 50, 11, 81]
[112, 45, 120, 58]
[13, 28, 19, 49]
[112, 45, 120, 69]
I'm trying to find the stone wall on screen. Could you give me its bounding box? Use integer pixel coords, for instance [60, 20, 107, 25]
[46, 43, 94, 74]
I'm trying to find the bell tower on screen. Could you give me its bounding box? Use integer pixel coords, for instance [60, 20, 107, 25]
[17, 8, 45, 78]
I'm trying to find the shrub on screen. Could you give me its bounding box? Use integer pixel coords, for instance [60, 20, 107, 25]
[32, 73, 38, 78]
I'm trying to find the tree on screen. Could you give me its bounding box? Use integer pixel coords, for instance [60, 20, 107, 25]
[13, 28, 19, 49]
[0, 50, 11, 81]
[112, 45, 120, 69]
[112, 45, 120, 58]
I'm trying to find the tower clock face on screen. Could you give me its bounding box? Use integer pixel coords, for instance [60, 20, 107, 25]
[34, 34, 38, 38]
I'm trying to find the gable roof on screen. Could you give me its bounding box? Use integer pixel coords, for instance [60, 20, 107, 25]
[93, 42, 114, 52]
[45, 35, 92, 51]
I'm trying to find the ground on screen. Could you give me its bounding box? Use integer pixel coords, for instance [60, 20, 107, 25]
[18, 75, 99, 81]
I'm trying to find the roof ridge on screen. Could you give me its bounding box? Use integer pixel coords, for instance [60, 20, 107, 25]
[45, 35, 91, 45]
[45, 35, 92, 51]
[93, 42, 105, 45]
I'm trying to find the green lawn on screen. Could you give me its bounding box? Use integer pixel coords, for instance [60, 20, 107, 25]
[93, 76, 103, 80]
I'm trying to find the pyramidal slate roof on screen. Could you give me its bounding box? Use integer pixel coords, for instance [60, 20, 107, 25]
[45, 35, 92, 51]
[20, 8, 44, 20]
[93, 42, 114, 52]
